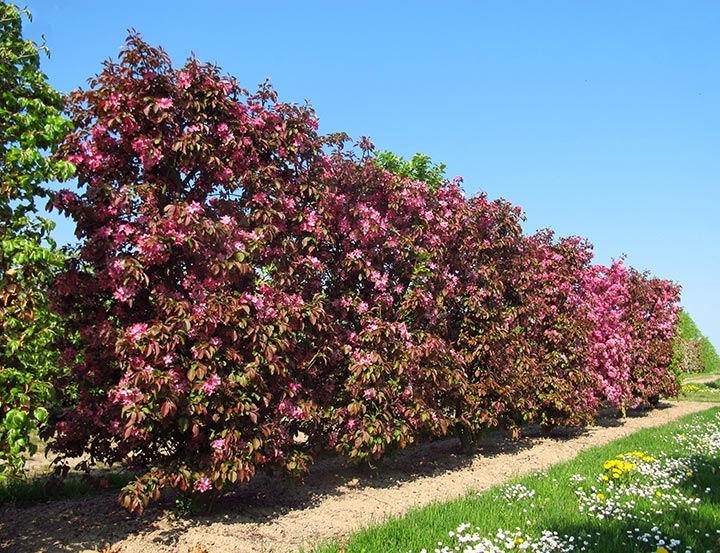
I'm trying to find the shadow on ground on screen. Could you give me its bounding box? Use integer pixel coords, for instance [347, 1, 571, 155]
[0, 403, 682, 552]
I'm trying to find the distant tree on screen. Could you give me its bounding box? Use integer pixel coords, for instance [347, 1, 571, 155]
[700, 337, 720, 373]
[0, 1, 74, 480]
[373, 150, 448, 192]
[672, 310, 720, 374]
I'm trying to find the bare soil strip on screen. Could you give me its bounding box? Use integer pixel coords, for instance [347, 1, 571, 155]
[1, 400, 717, 553]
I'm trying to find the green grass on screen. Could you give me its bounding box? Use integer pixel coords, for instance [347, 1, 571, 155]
[0, 468, 133, 505]
[679, 373, 720, 403]
[310, 407, 720, 553]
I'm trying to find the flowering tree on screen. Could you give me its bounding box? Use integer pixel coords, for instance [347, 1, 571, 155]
[504, 232, 599, 430]
[582, 261, 680, 409]
[46, 34, 332, 513]
[441, 194, 527, 444]
[0, 1, 74, 480]
[624, 268, 681, 406]
[312, 142, 468, 461]
[582, 260, 637, 408]
[452, 226, 599, 438]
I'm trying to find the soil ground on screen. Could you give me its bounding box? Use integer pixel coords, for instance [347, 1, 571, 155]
[1, 400, 717, 553]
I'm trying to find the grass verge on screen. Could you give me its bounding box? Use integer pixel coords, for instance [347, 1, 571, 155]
[679, 376, 720, 403]
[310, 407, 720, 553]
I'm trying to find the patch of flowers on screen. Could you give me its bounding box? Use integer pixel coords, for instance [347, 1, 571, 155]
[625, 526, 685, 553]
[493, 483, 537, 505]
[410, 412, 720, 553]
[680, 383, 720, 397]
[411, 524, 596, 553]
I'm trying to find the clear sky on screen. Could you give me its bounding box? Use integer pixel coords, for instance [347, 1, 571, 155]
[22, 1, 720, 349]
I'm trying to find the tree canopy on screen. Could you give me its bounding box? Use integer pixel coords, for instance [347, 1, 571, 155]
[0, 1, 74, 480]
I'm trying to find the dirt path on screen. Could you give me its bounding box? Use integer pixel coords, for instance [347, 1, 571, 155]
[682, 373, 720, 385]
[1, 400, 717, 553]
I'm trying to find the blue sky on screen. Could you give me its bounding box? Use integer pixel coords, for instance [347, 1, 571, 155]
[23, 1, 720, 348]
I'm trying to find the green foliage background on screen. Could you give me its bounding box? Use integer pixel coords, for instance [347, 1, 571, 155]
[672, 310, 720, 374]
[0, 1, 74, 480]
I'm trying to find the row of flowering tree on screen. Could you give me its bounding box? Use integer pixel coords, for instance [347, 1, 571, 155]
[44, 34, 680, 514]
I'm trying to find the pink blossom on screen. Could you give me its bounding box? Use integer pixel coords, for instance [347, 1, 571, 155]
[156, 97, 173, 109]
[211, 438, 226, 451]
[219, 79, 233, 95]
[104, 93, 121, 110]
[201, 374, 222, 395]
[131, 137, 151, 154]
[177, 71, 192, 89]
[108, 258, 126, 279]
[127, 323, 148, 342]
[194, 475, 213, 493]
[363, 388, 376, 400]
[300, 212, 318, 231]
[113, 286, 135, 302]
[186, 201, 204, 215]
[278, 400, 305, 419]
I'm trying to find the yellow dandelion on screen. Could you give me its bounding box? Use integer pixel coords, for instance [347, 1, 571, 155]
[656, 490, 662, 497]
[597, 493, 605, 501]
[657, 547, 669, 553]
